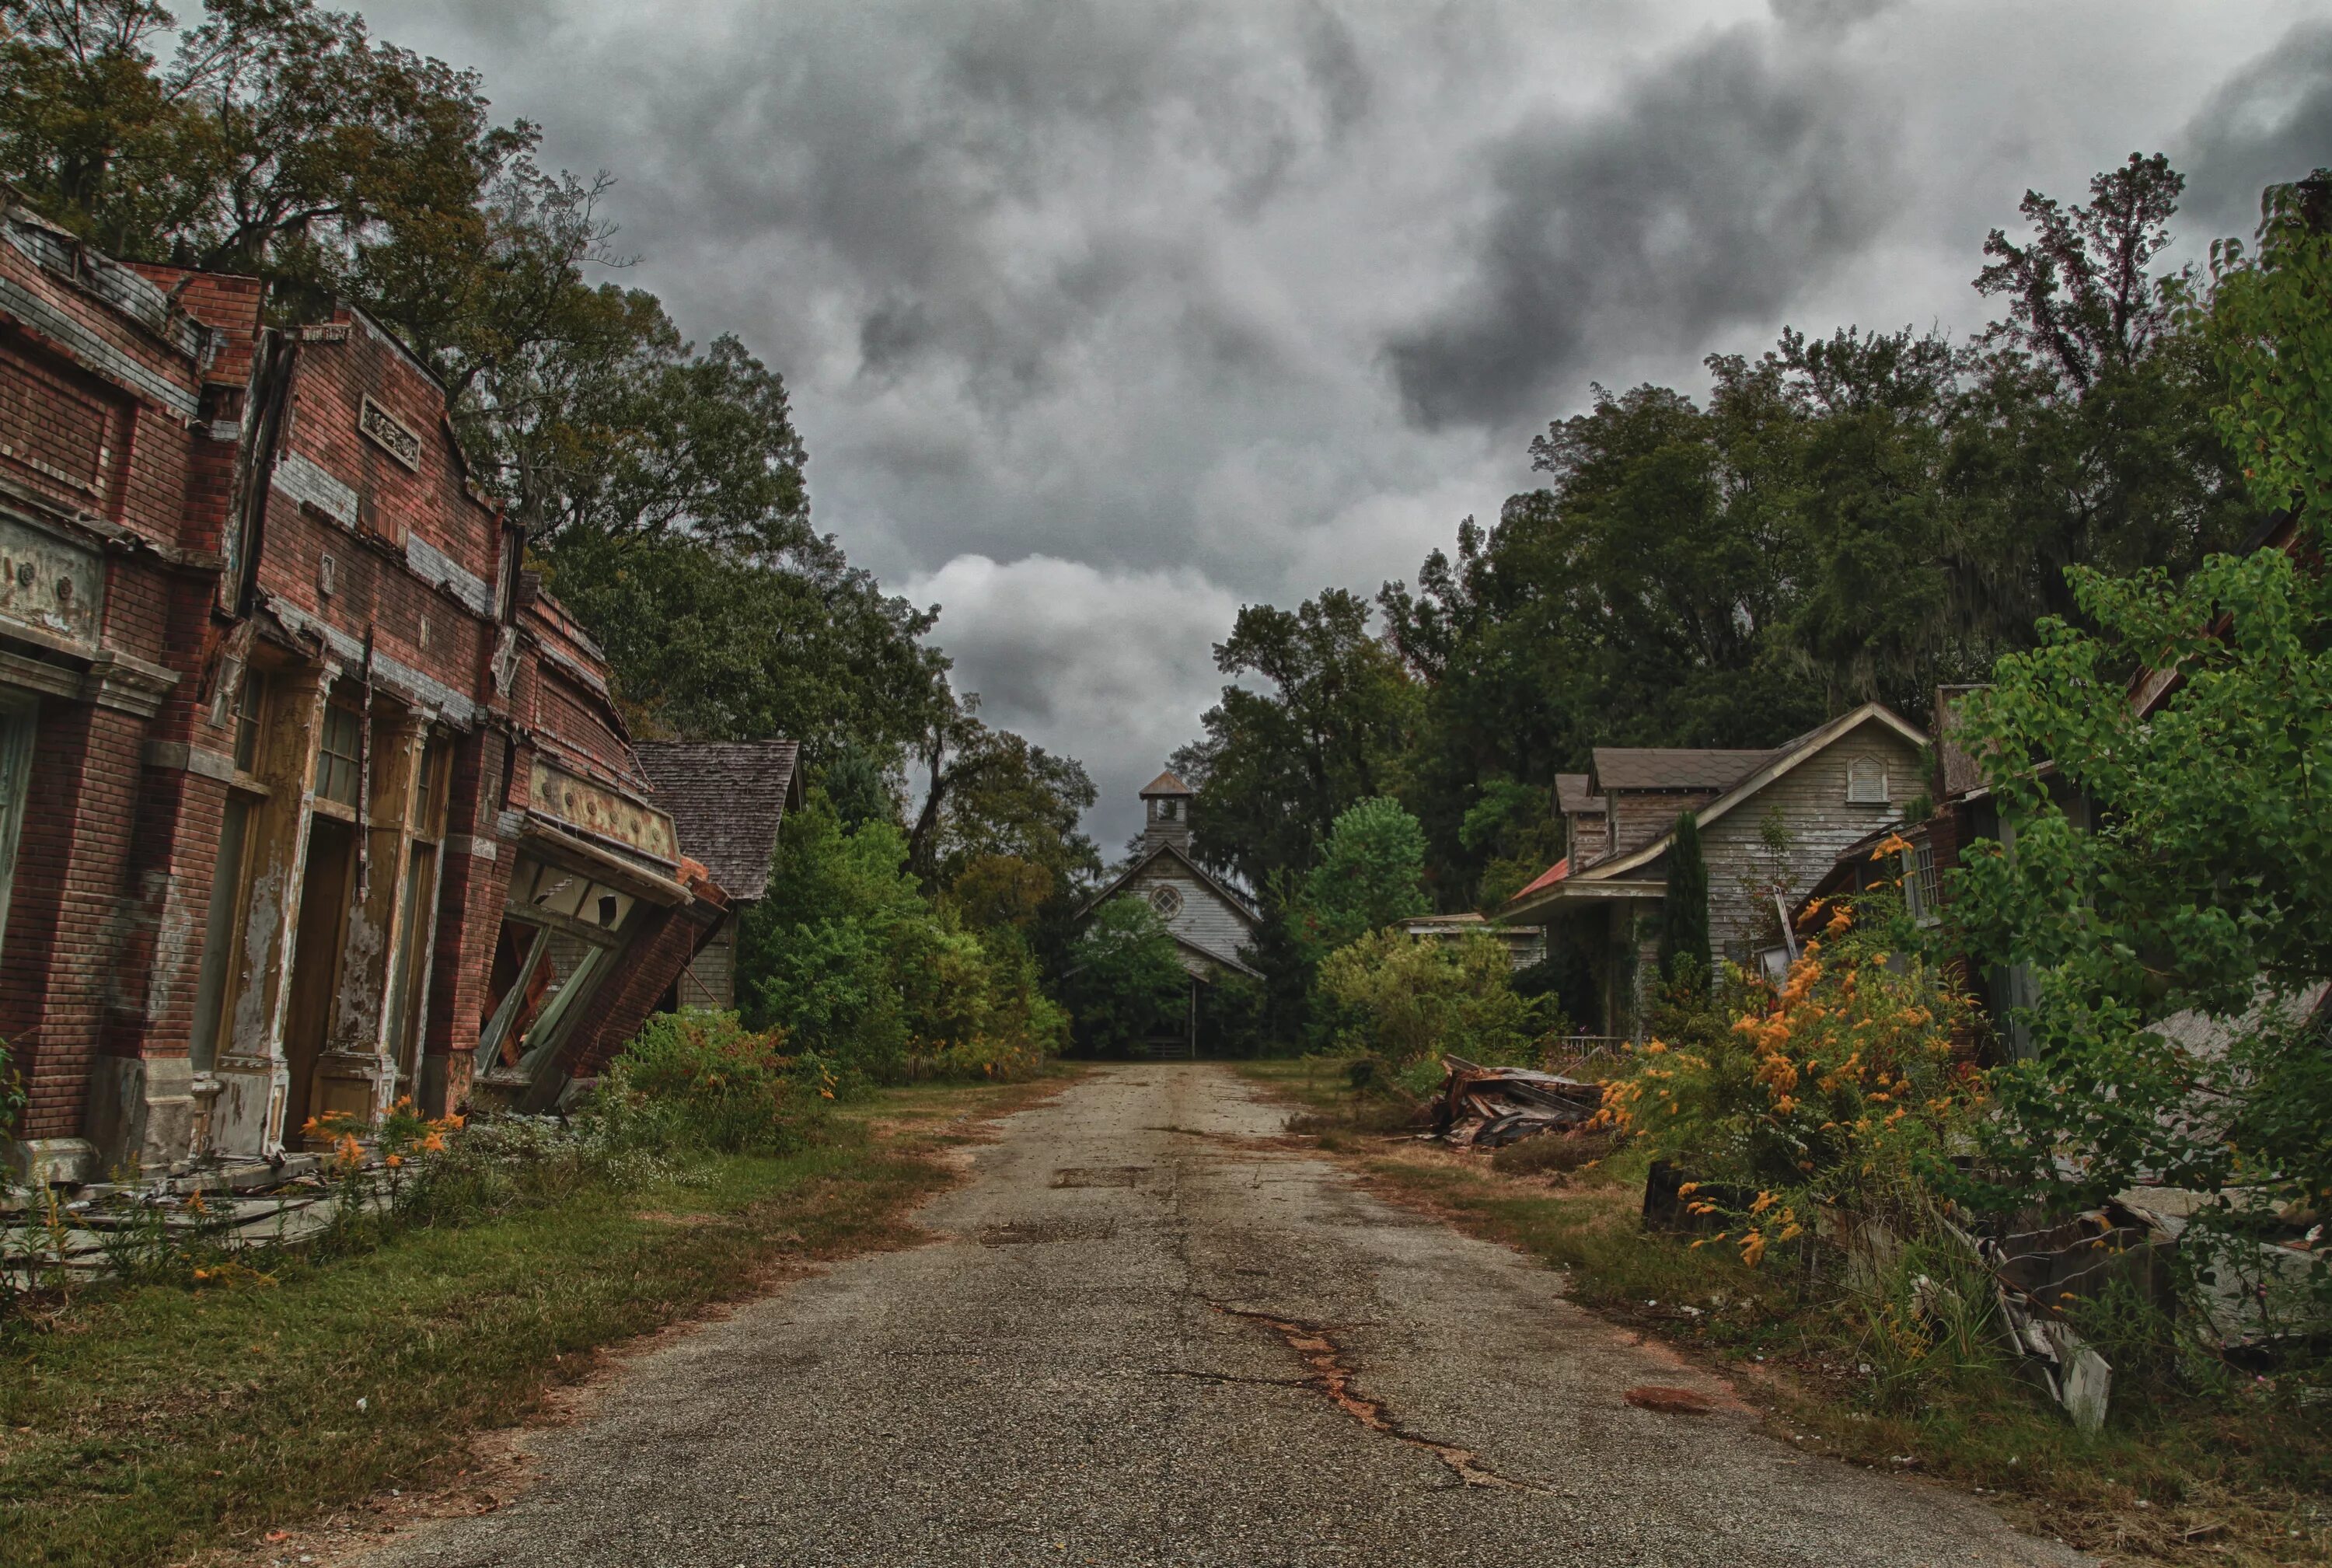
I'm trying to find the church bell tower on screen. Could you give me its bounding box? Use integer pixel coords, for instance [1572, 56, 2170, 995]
[1139, 768, 1195, 853]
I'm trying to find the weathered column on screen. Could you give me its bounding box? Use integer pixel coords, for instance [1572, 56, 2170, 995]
[312, 704, 428, 1127]
[209, 662, 329, 1156]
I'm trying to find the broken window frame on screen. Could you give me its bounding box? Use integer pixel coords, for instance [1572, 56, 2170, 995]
[473, 853, 639, 1089]
[191, 670, 274, 1074]
[1900, 841, 1940, 927]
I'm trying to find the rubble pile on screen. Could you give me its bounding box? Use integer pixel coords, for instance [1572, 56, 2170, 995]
[1430, 1056, 1604, 1148]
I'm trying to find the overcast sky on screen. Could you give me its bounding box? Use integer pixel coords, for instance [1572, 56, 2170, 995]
[357, 0, 2331, 845]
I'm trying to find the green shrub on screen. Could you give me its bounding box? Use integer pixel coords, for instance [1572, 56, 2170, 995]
[586, 1010, 812, 1156]
[1316, 929, 1547, 1068]
[1059, 897, 1186, 1056]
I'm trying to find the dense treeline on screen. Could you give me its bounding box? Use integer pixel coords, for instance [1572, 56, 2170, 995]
[1177, 155, 2255, 912]
[0, 0, 1095, 1077]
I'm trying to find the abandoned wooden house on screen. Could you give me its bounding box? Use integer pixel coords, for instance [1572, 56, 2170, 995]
[1079, 769, 1259, 1057]
[636, 741, 802, 1011]
[1501, 703, 1928, 1039]
[0, 197, 763, 1185]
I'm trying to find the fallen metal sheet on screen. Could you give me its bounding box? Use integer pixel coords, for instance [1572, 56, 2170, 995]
[1432, 1056, 1602, 1147]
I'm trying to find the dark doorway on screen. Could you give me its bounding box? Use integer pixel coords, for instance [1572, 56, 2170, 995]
[282, 815, 354, 1140]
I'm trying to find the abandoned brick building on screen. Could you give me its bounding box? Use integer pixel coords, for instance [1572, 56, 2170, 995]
[0, 196, 746, 1184]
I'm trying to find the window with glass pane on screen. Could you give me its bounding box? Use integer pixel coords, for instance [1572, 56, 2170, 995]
[232, 674, 265, 773]
[316, 705, 362, 806]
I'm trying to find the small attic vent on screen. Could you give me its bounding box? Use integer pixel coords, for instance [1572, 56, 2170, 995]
[1845, 756, 1890, 805]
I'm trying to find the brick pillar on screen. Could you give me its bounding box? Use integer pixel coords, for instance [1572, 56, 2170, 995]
[2, 700, 152, 1179]
[83, 753, 234, 1175]
[421, 725, 513, 1115]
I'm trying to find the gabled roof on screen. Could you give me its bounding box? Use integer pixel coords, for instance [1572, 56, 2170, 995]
[1081, 840, 1258, 920]
[1139, 770, 1196, 797]
[635, 741, 802, 903]
[1553, 774, 1605, 815]
[1503, 704, 1926, 920]
[1582, 704, 1925, 883]
[1590, 747, 1774, 793]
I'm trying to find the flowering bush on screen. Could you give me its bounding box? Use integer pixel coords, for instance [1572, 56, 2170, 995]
[1602, 893, 1984, 1269]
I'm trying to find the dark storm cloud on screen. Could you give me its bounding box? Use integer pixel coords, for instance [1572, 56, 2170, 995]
[347, 0, 2290, 842]
[1384, 26, 1896, 430]
[2180, 19, 2332, 240]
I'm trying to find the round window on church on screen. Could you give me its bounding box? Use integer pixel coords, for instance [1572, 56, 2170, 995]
[1149, 885, 1183, 918]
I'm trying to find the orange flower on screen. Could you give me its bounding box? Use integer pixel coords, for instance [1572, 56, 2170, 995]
[1740, 1232, 1767, 1266]
[386, 1154, 403, 1168]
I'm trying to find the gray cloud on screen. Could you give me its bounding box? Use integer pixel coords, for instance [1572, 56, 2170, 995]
[1768, 0, 1897, 33]
[1384, 25, 1897, 430]
[350, 0, 2288, 843]
[2180, 19, 2332, 240]
[899, 554, 1247, 826]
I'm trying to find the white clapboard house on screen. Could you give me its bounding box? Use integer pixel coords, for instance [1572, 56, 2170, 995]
[1079, 770, 1260, 1057]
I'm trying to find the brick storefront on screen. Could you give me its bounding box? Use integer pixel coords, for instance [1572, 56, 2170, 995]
[0, 197, 728, 1181]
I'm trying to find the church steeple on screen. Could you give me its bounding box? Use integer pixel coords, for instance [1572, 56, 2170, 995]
[1138, 768, 1195, 853]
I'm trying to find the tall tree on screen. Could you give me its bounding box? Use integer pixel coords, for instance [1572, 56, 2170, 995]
[1658, 810, 1711, 993]
[0, 0, 530, 302]
[1298, 797, 1430, 954]
[1175, 589, 1419, 892]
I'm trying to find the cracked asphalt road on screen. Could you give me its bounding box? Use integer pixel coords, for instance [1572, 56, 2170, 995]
[362, 1064, 2087, 1567]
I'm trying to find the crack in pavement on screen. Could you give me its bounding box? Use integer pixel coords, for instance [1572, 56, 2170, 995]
[1210, 1304, 1549, 1494]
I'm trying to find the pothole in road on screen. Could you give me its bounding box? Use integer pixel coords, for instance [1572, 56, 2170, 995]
[1051, 1166, 1153, 1188]
[976, 1218, 1118, 1245]
[1624, 1385, 1715, 1415]
[1211, 1304, 1545, 1493]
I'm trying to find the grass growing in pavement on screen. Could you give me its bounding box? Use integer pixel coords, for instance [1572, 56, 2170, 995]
[1235, 1058, 2332, 1567]
[0, 1071, 1070, 1568]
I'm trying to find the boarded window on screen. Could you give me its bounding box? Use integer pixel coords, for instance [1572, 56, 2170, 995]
[1845, 756, 1889, 805]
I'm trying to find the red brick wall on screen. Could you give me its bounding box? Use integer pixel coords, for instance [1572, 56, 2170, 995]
[5, 703, 149, 1138]
[554, 899, 725, 1081]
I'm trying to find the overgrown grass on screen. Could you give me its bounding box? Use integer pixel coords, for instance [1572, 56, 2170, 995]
[0, 1070, 1071, 1568]
[1236, 1059, 2332, 1566]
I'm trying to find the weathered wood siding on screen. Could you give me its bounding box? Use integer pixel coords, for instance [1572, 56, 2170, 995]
[1119, 859, 1257, 971]
[1566, 811, 1609, 864]
[1691, 724, 1926, 969]
[1608, 789, 1719, 861]
[679, 922, 736, 1011]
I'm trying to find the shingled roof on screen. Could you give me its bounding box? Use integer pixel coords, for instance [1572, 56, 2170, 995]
[634, 741, 801, 903]
[1553, 774, 1605, 815]
[1590, 747, 1775, 794]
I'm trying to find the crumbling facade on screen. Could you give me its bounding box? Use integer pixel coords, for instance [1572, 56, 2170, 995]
[0, 198, 730, 1182]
